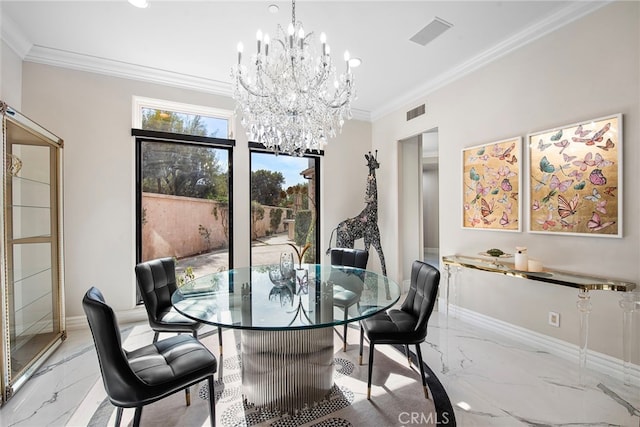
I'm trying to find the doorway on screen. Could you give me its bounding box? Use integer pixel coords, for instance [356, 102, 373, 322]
[422, 129, 440, 267]
[399, 128, 439, 288]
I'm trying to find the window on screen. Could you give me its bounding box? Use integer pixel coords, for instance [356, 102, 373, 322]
[133, 98, 234, 291]
[249, 149, 320, 267]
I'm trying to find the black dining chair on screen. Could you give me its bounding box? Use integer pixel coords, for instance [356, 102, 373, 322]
[82, 287, 218, 427]
[359, 260, 439, 400]
[330, 248, 369, 351]
[135, 257, 223, 354]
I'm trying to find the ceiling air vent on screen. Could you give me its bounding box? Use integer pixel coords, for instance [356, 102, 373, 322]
[410, 17, 453, 46]
[406, 104, 425, 121]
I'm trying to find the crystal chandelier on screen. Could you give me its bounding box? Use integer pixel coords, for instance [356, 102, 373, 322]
[231, 0, 357, 156]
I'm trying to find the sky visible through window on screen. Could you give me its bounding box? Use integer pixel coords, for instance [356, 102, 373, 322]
[251, 153, 308, 187]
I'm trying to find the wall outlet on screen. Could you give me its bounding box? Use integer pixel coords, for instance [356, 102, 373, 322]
[548, 311, 560, 327]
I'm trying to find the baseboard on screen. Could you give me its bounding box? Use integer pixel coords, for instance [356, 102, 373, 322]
[66, 307, 148, 331]
[447, 303, 640, 385]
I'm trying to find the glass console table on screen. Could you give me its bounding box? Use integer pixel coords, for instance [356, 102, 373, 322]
[441, 255, 638, 383]
[172, 264, 400, 413]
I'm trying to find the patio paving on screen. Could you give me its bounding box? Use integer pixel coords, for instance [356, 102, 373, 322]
[175, 232, 297, 278]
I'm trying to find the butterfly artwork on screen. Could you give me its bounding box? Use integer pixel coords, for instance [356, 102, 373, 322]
[497, 165, 516, 178]
[469, 154, 489, 163]
[597, 139, 615, 151]
[567, 169, 584, 181]
[467, 214, 481, 227]
[554, 139, 570, 154]
[492, 142, 515, 160]
[587, 211, 615, 232]
[584, 188, 601, 202]
[482, 217, 496, 225]
[573, 181, 586, 191]
[541, 189, 557, 204]
[549, 174, 573, 193]
[572, 122, 610, 146]
[510, 192, 518, 200]
[539, 156, 555, 173]
[537, 139, 552, 151]
[476, 147, 486, 155]
[529, 116, 620, 236]
[589, 169, 607, 186]
[593, 153, 614, 168]
[560, 219, 578, 230]
[549, 130, 563, 141]
[506, 155, 518, 165]
[469, 167, 481, 181]
[499, 212, 515, 227]
[533, 173, 550, 191]
[557, 194, 579, 219]
[572, 152, 595, 171]
[536, 211, 557, 230]
[497, 193, 508, 204]
[480, 198, 494, 218]
[504, 201, 513, 215]
[574, 124, 592, 138]
[501, 178, 512, 192]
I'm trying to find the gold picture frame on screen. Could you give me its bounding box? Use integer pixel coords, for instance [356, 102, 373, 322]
[462, 137, 521, 231]
[528, 113, 622, 237]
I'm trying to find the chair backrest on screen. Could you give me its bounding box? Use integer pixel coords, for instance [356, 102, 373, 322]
[82, 287, 143, 406]
[401, 261, 440, 336]
[330, 248, 369, 269]
[135, 257, 177, 321]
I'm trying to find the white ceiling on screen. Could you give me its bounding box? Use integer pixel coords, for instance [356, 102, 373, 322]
[1, 1, 607, 121]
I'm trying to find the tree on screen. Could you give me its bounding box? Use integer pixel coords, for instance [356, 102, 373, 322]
[141, 140, 227, 200]
[251, 170, 285, 206]
[142, 109, 219, 138]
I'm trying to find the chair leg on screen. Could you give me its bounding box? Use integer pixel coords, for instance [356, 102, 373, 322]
[132, 407, 143, 427]
[208, 376, 216, 427]
[114, 407, 123, 427]
[415, 343, 429, 399]
[343, 308, 349, 352]
[367, 343, 375, 400]
[152, 331, 159, 343]
[218, 327, 223, 355]
[405, 344, 411, 366]
[359, 324, 364, 365]
[185, 386, 191, 406]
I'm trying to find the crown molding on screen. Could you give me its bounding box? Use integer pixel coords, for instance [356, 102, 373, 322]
[0, 12, 32, 58]
[370, 0, 612, 122]
[26, 45, 233, 96]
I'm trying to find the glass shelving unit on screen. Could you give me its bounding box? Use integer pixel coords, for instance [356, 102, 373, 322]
[1, 101, 65, 405]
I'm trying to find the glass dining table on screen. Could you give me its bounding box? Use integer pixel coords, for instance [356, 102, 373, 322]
[171, 263, 400, 413]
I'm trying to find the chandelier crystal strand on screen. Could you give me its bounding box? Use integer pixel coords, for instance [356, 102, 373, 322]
[232, 0, 356, 156]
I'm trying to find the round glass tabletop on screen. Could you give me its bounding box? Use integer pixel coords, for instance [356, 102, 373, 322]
[171, 264, 401, 330]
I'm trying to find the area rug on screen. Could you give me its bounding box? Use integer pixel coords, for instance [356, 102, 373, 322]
[79, 325, 455, 426]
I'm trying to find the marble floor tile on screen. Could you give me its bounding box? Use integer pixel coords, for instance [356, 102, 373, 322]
[1, 312, 638, 426]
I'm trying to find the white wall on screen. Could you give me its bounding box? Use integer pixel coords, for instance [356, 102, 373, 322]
[19, 64, 371, 318]
[373, 1, 639, 361]
[0, 39, 22, 108]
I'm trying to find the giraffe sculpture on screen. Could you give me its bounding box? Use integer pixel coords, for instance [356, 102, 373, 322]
[329, 151, 387, 278]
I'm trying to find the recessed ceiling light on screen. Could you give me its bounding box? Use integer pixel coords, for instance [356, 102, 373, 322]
[128, 0, 149, 9]
[268, 4, 279, 14]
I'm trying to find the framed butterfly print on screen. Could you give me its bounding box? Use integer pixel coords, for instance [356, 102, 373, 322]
[462, 136, 521, 231]
[528, 113, 622, 237]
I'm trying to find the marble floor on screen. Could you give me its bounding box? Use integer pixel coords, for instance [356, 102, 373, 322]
[1, 311, 639, 426]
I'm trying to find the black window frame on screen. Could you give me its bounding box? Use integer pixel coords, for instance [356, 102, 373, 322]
[248, 143, 321, 266]
[133, 129, 235, 301]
